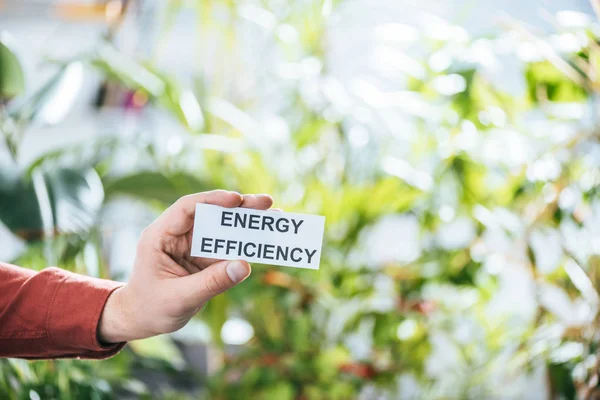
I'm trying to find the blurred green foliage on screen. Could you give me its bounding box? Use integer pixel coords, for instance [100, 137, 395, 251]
[2, 1, 600, 399]
[0, 34, 25, 101]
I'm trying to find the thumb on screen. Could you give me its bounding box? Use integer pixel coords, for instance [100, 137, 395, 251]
[182, 260, 251, 304]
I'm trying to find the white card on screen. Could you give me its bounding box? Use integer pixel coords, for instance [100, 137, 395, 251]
[190, 204, 325, 270]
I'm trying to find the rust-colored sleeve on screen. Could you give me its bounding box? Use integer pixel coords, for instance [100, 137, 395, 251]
[0, 263, 126, 359]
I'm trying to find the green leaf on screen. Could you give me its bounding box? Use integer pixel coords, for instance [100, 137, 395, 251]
[25, 136, 119, 177]
[92, 45, 204, 132]
[103, 171, 210, 206]
[128, 336, 185, 367]
[202, 293, 229, 348]
[0, 167, 104, 240]
[9, 62, 83, 126]
[526, 61, 588, 103]
[294, 117, 328, 148]
[258, 381, 295, 400]
[548, 362, 576, 400]
[0, 168, 41, 238]
[144, 65, 205, 132]
[92, 44, 165, 97]
[0, 33, 25, 100]
[46, 168, 104, 235]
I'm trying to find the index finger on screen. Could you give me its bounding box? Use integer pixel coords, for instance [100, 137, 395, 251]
[156, 190, 243, 236]
[156, 190, 273, 236]
[240, 194, 273, 210]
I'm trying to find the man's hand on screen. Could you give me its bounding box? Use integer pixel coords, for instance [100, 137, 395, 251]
[98, 190, 273, 343]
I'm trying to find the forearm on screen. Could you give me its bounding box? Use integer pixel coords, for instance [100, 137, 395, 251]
[0, 263, 126, 359]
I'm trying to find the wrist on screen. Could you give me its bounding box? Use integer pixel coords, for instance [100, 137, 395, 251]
[98, 285, 138, 344]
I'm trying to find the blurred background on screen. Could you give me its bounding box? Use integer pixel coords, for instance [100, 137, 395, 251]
[1, 0, 600, 398]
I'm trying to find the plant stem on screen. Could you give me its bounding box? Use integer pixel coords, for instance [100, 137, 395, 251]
[0, 104, 19, 164]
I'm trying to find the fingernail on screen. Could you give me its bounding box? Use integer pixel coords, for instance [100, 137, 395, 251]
[226, 261, 250, 283]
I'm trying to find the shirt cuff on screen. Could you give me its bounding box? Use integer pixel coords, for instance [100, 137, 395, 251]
[44, 268, 127, 359]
